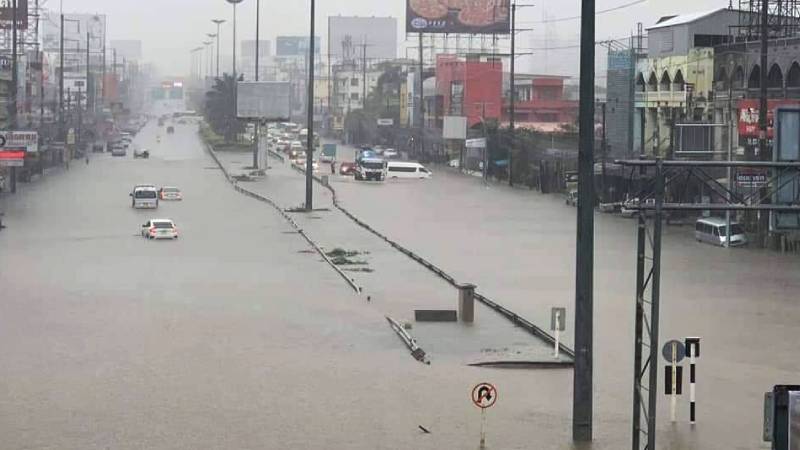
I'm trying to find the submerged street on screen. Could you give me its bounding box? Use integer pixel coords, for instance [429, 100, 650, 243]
[3, 120, 797, 449]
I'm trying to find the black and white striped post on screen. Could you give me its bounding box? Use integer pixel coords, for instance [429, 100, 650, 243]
[685, 337, 701, 425]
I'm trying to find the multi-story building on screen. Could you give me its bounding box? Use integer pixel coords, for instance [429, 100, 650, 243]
[634, 8, 740, 156]
[503, 73, 578, 131]
[435, 54, 503, 129]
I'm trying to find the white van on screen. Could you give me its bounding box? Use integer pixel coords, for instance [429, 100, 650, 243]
[695, 217, 748, 247]
[131, 187, 159, 209]
[386, 161, 432, 179]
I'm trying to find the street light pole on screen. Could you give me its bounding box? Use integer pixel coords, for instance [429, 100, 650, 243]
[211, 19, 226, 78]
[305, 0, 316, 211]
[253, 0, 260, 169]
[509, 1, 516, 187]
[226, 0, 243, 81]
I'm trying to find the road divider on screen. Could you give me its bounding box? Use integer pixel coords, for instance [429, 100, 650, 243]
[203, 140, 362, 294]
[293, 163, 575, 360]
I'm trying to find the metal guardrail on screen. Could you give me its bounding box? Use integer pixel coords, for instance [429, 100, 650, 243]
[296, 165, 575, 359]
[203, 140, 362, 294]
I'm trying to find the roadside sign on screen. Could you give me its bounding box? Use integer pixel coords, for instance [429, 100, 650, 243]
[0, 150, 25, 167]
[472, 383, 497, 409]
[67, 128, 76, 146]
[377, 118, 394, 126]
[662, 339, 686, 363]
[551, 307, 566, 331]
[466, 138, 486, 149]
[0, 131, 38, 152]
[736, 169, 768, 188]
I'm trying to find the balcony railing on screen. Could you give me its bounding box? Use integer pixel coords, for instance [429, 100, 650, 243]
[634, 90, 689, 104]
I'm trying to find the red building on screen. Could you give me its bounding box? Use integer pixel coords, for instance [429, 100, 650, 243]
[503, 74, 578, 131]
[435, 55, 503, 128]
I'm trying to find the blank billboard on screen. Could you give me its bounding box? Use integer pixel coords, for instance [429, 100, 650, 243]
[328, 16, 398, 60]
[237, 81, 292, 120]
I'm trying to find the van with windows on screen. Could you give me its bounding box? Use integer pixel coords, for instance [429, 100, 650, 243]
[386, 161, 432, 179]
[131, 186, 159, 209]
[695, 217, 748, 247]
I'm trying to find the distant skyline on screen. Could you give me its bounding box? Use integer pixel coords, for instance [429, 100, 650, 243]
[53, 0, 733, 78]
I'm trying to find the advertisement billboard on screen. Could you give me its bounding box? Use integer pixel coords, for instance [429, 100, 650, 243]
[42, 12, 106, 53]
[738, 99, 800, 139]
[0, 131, 38, 153]
[237, 81, 292, 120]
[276, 36, 321, 57]
[406, 0, 510, 34]
[0, 0, 29, 30]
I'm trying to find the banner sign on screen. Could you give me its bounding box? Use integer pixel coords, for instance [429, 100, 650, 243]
[739, 99, 800, 138]
[407, 0, 510, 34]
[736, 169, 768, 188]
[0, 131, 38, 153]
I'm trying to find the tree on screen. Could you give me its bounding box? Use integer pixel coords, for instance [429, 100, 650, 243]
[204, 74, 245, 143]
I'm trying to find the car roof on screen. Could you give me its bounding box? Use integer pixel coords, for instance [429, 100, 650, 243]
[150, 219, 175, 224]
[387, 161, 421, 167]
[696, 217, 740, 226]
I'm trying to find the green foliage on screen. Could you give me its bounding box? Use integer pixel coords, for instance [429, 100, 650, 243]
[203, 74, 245, 143]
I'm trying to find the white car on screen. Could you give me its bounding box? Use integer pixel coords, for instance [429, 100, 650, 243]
[141, 219, 178, 240]
[159, 186, 182, 201]
[383, 148, 399, 159]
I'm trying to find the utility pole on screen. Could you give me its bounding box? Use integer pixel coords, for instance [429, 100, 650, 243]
[59, 10, 64, 134]
[361, 38, 368, 107]
[573, 0, 596, 442]
[509, 1, 516, 187]
[601, 101, 608, 202]
[758, 0, 769, 159]
[212, 19, 226, 78]
[305, 0, 316, 211]
[86, 32, 91, 114]
[10, 0, 18, 193]
[253, 0, 260, 169]
[418, 32, 424, 156]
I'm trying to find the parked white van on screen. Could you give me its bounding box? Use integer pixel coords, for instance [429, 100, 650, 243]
[386, 161, 432, 179]
[695, 217, 748, 247]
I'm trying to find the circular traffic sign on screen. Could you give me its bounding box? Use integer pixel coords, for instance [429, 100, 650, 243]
[0, 134, 6, 147]
[472, 383, 498, 409]
[662, 339, 686, 363]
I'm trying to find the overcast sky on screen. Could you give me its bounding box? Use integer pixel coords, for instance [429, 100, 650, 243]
[58, 0, 733, 78]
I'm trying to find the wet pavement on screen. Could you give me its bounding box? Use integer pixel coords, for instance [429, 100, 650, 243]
[1, 120, 796, 449]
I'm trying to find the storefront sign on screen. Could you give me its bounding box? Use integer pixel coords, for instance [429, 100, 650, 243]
[739, 99, 800, 139]
[0, 150, 25, 166]
[0, 131, 38, 153]
[736, 169, 768, 188]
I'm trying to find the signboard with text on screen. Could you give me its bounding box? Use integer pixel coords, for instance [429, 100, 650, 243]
[739, 99, 800, 139]
[0, 131, 38, 153]
[736, 169, 768, 188]
[0, 0, 29, 30]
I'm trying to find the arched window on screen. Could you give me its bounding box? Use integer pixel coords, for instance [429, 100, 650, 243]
[748, 65, 761, 89]
[660, 71, 672, 91]
[673, 70, 686, 91]
[786, 62, 800, 88]
[716, 67, 728, 89]
[647, 72, 658, 91]
[767, 64, 784, 89]
[636, 73, 646, 92]
[733, 66, 745, 89]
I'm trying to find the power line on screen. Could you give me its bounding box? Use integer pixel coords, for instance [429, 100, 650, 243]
[519, 0, 649, 24]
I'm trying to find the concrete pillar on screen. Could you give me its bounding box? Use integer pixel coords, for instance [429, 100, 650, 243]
[458, 283, 476, 323]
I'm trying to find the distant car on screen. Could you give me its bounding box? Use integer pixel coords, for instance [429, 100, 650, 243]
[448, 159, 460, 168]
[133, 148, 150, 159]
[339, 162, 356, 176]
[386, 161, 431, 179]
[111, 146, 127, 157]
[159, 186, 182, 201]
[566, 190, 578, 206]
[166, 126, 175, 134]
[293, 158, 318, 172]
[131, 186, 159, 209]
[141, 219, 178, 240]
[383, 148, 399, 159]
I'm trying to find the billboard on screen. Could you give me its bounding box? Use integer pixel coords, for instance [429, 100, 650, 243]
[739, 99, 800, 139]
[406, 0, 510, 34]
[237, 81, 292, 120]
[328, 16, 398, 60]
[276, 36, 321, 57]
[443, 116, 467, 139]
[0, 0, 29, 30]
[0, 131, 38, 153]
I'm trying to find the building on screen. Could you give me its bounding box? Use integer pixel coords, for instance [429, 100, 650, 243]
[327, 16, 398, 62]
[712, 32, 800, 158]
[503, 73, 578, 131]
[634, 8, 741, 157]
[435, 55, 503, 129]
[330, 60, 383, 128]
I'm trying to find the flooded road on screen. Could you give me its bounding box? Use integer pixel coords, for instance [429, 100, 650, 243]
[1, 123, 796, 449]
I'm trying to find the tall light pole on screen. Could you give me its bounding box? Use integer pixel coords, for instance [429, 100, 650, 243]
[253, 0, 260, 169]
[203, 41, 213, 79]
[305, 0, 316, 211]
[207, 33, 217, 78]
[226, 0, 243, 81]
[211, 19, 226, 78]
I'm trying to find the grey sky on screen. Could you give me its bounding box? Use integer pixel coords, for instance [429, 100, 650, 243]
[59, 0, 732, 78]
